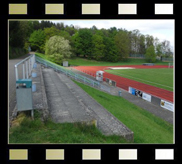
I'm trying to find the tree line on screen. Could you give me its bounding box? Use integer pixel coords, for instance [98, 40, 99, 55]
[9, 21, 173, 62]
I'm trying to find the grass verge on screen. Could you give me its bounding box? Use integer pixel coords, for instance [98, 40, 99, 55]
[9, 110, 128, 144]
[73, 80, 173, 143]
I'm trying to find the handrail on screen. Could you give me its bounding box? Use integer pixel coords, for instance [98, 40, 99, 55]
[14, 54, 35, 82]
[14, 55, 33, 68]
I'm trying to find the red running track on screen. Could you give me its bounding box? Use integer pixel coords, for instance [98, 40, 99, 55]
[72, 65, 173, 103]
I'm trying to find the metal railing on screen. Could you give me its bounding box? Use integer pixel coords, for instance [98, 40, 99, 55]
[105, 78, 117, 87]
[14, 54, 36, 83]
[129, 54, 145, 58]
[162, 58, 173, 62]
[36, 56, 110, 93]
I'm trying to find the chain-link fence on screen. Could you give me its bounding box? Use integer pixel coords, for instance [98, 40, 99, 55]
[129, 54, 145, 58]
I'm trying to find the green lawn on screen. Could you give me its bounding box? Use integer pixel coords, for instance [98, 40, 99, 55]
[73, 80, 173, 144]
[36, 52, 169, 67]
[105, 68, 173, 91]
[36, 53, 147, 66]
[68, 57, 168, 66]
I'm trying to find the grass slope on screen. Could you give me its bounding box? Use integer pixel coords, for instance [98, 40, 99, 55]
[106, 68, 173, 91]
[73, 80, 173, 144]
[36, 52, 169, 67]
[9, 112, 128, 144]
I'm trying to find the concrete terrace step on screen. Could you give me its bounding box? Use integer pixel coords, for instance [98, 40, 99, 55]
[42, 68, 134, 141]
[56, 72, 134, 142]
[42, 68, 95, 124]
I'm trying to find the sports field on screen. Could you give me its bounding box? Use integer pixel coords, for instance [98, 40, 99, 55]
[73, 65, 174, 102]
[105, 68, 173, 91]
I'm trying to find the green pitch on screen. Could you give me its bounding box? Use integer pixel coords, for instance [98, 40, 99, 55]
[105, 68, 173, 91]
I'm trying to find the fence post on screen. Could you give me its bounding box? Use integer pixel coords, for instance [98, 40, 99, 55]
[22, 63, 25, 79]
[26, 61, 28, 78]
[28, 59, 30, 77]
[33, 54, 36, 63]
[32, 55, 34, 68]
[15, 66, 18, 81]
[28, 60, 29, 77]
[168, 63, 171, 68]
[31, 56, 33, 69]
[30, 58, 31, 76]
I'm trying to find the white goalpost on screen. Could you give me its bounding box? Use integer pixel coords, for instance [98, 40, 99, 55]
[168, 62, 173, 68]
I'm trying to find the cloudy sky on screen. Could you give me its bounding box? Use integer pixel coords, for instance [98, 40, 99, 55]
[51, 19, 174, 51]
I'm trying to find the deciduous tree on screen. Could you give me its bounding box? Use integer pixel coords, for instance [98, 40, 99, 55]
[103, 37, 118, 62]
[72, 29, 93, 58]
[114, 31, 130, 60]
[29, 29, 46, 52]
[145, 45, 156, 62]
[92, 34, 105, 60]
[45, 36, 72, 65]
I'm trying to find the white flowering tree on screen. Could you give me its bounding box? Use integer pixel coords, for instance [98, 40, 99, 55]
[45, 35, 72, 65]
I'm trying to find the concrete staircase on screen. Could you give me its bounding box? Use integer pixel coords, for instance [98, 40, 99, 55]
[42, 68, 134, 142]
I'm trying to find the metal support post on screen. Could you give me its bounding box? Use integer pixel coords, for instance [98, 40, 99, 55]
[31, 57, 33, 69]
[28, 59, 30, 77]
[15, 66, 18, 87]
[22, 63, 25, 79]
[31, 109, 34, 119]
[26, 61, 28, 79]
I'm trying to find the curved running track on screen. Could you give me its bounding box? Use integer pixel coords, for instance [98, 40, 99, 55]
[72, 65, 173, 103]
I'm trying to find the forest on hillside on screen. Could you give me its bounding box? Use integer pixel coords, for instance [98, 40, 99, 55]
[9, 20, 173, 62]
